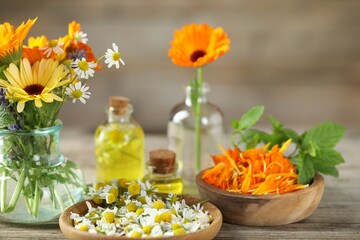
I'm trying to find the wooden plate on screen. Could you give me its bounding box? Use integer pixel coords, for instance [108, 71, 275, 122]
[59, 195, 222, 240]
[196, 171, 325, 226]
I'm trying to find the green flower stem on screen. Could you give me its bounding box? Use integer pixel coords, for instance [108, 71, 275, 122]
[64, 184, 75, 205]
[23, 196, 33, 215]
[0, 172, 7, 212]
[6, 170, 26, 212]
[32, 182, 40, 217]
[54, 189, 65, 212]
[194, 67, 203, 173]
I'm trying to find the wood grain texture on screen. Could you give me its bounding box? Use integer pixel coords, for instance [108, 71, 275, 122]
[0, 132, 359, 239]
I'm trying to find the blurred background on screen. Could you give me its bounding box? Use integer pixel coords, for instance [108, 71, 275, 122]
[1, 0, 359, 135]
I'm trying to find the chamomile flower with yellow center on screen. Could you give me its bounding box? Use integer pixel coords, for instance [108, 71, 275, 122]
[65, 81, 91, 104]
[74, 31, 88, 44]
[72, 57, 97, 79]
[40, 39, 64, 57]
[104, 43, 125, 69]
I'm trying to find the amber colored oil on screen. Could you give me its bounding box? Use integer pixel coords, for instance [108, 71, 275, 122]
[95, 122, 144, 183]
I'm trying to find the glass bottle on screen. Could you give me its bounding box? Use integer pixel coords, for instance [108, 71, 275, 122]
[95, 96, 145, 183]
[143, 149, 183, 194]
[167, 83, 225, 186]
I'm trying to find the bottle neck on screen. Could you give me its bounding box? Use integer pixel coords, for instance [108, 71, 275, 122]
[107, 104, 133, 123]
[184, 82, 210, 106]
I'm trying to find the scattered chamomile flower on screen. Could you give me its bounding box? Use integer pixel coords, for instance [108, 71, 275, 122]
[72, 57, 97, 79]
[65, 81, 91, 104]
[40, 39, 64, 57]
[74, 31, 88, 44]
[104, 43, 125, 69]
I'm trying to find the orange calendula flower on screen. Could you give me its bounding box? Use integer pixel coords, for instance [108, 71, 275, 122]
[0, 18, 37, 61]
[168, 23, 230, 67]
[23, 36, 54, 64]
[62, 21, 100, 69]
[202, 140, 308, 195]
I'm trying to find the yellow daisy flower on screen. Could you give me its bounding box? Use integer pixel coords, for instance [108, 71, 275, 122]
[0, 58, 69, 112]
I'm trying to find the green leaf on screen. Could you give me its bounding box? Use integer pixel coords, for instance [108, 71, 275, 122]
[304, 122, 345, 149]
[312, 149, 345, 166]
[305, 140, 317, 157]
[0, 106, 16, 128]
[0, 64, 8, 80]
[314, 165, 339, 177]
[268, 115, 283, 130]
[235, 105, 264, 131]
[283, 128, 300, 144]
[290, 154, 303, 167]
[298, 156, 315, 184]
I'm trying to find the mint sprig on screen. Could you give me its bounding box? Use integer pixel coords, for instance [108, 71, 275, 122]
[231, 106, 345, 184]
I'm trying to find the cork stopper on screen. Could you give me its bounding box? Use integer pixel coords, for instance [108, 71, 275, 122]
[149, 149, 176, 174]
[109, 96, 129, 115]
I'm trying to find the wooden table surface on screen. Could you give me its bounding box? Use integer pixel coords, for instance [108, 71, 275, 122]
[0, 130, 359, 239]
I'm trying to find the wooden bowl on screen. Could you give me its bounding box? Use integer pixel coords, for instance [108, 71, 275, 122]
[196, 171, 324, 226]
[59, 195, 222, 240]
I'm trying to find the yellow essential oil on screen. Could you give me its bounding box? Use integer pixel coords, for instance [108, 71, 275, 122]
[143, 149, 183, 194]
[144, 176, 183, 194]
[95, 96, 144, 183]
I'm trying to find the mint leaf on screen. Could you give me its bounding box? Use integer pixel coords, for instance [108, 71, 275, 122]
[312, 149, 345, 166]
[235, 105, 264, 131]
[304, 122, 345, 149]
[242, 129, 266, 149]
[314, 165, 339, 177]
[298, 156, 315, 184]
[283, 128, 300, 144]
[0, 106, 16, 128]
[268, 115, 283, 130]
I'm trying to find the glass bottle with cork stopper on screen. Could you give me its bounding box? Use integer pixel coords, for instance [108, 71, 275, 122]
[95, 96, 144, 183]
[143, 149, 183, 194]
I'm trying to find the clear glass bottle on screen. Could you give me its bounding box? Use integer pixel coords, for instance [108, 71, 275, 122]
[95, 96, 145, 183]
[167, 83, 225, 185]
[143, 149, 183, 194]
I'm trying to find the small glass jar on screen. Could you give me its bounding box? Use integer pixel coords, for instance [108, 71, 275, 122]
[167, 83, 225, 185]
[143, 149, 183, 194]
[95, 96, 145, 183]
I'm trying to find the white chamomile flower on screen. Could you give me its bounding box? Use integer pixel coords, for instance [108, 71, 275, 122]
[65, 81, 91, 104]
[40, 39, 64, 57]
[104, 43, 125, 69]
[73, 57, 97, 79]
[139, 179, 157, 196]
[74, 31, 88, 43]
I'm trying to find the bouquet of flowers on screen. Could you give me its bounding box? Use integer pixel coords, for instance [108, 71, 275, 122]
[0, 18, 124, 222]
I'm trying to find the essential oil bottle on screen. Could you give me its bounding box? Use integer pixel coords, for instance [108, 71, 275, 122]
[95, 96, 144, 183]
[143, 149, 183, 194]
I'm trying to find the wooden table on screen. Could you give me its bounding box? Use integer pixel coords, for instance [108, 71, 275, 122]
[0, 130, 359, 239]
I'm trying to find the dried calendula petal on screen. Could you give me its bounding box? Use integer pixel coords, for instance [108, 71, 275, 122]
[202, 141, 308, 195]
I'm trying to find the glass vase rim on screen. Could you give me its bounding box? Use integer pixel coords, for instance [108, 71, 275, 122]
[0, 122, 63, 136]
